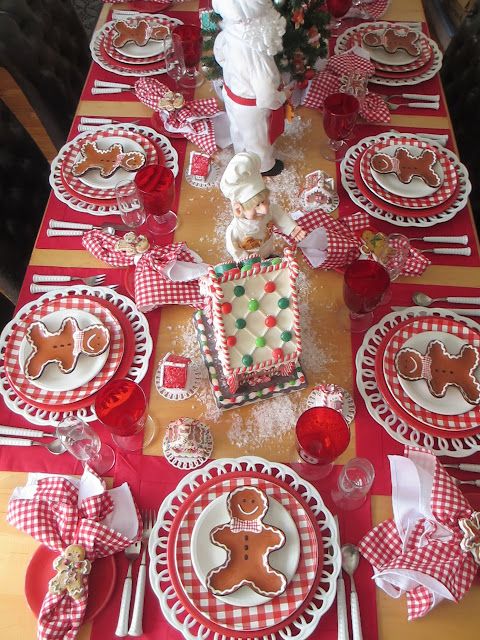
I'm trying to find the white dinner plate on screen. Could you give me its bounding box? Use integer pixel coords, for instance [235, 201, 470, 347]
[396, 330, 480, 416]
[362, 28, 423, 66]
[74, 136, 146, 189]
[190, 493, 300, 608]
[114, 35, 167, 59]
[370, 143, 444, 198]
[19, 309, 110, 392]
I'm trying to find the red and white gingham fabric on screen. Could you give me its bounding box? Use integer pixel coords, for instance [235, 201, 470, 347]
[359, 448, 478, 620]
[383, 316, 480, 431]
[345, 0, 390, 19]
[62, 128, 158, 200]
[302, 50, 391, 123]
[3, 295, 124, 407]
[172, 475, 318, 632]
[83, 230, 206, 311]
[278, 210, 429, 274]
[360, 136, 458, 210]
[135, 78, 221, 156]
[7, 469, 142, 640]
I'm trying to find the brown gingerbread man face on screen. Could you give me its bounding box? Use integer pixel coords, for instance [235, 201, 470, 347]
[395, 348, 424, 380]
[81, 326, 110, 356]
[228, 487, 268, 522]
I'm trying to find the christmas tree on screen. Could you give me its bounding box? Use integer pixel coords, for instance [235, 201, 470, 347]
[200, 1, 329, 85]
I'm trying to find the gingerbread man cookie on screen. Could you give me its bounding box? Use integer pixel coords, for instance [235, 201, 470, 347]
[395, 340, 480, 405]
[363, 27, 421, 56]
[72, 141, 146, 179]
[48, 544, 92, 600]
[115, 231, 150, 256]
[459, 512, 480, 565]
[24, 317, 110, 380]
[206, 487, 287, 597]
[112, 19, 170, 48]
[370, 147, 441, 188]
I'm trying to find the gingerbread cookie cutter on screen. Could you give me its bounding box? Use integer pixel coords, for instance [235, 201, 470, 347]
[163, 417, 213, 470]
[306, 383, 356, 424]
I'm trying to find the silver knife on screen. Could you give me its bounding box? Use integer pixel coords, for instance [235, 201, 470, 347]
[335, 516, 349, 640]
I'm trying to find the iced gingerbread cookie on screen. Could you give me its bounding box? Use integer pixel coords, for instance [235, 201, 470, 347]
[48, 544, 91, 600]
[370, 147, 441, 188]
[395, 339, 480, 405]
[363, 27, 421, 56]
[25, 317, 110, 380]
[72, 141, 146, 179]
[112, 19, 170, 48]
[206, 486, 287, 597]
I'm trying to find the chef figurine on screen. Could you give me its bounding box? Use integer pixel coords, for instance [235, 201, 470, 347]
[212, 0, 287, 176]
[220, 152, 306, 262]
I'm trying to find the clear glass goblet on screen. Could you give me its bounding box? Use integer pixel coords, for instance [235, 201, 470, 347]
[56, 416, 115, 475]
[115, 179, 147, 228]
[163, 32, 187, 91]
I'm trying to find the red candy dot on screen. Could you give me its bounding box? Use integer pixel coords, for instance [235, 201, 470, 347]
[213, 384, 220, 391]
[265, 315, 276, 328]
[273, 348, 283, 359]
[221, 302, 232, 313]
[264, 281, 276, 293]
[226, 335, 237, 347]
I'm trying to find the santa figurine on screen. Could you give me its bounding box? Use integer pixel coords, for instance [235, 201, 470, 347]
[220, 152, 306, 262]
[212, 0, 287, 176]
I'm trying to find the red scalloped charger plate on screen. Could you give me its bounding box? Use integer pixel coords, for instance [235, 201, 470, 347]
[25, 546, 116, 622]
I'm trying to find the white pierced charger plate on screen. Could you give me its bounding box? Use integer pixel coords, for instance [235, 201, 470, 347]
[306, 385, 356, 424]
[0, 285, 152, 426]
[50, 123, 178, 215]
[18, 308, 110, 393]
[190, 493, 300, 607]
[341, 132, 471, 227]
[185, 163, 222, 190]
[335, 21, 443, 86]
[149, 456, 340, 640]
[356, 306, 480, 457]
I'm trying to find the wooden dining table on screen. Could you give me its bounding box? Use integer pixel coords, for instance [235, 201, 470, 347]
[1, 0, 479, 638]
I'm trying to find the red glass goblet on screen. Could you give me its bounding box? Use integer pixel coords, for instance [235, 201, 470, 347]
[95, 378, 156, 451]
[295, 406, 351, 480]
[134, 164, 178, 237]
[173, 24, 204, 89]
[326, 0, 353, 30]
[343, 258, 391, 332]
[322, 92, 359, 161]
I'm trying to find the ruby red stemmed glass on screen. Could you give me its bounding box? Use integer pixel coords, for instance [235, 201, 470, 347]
[343, 258, 391, 333]
[326, 0, 353, 30]
[322, 92, 360, 161]
[134, 164, 178, 237]
[295, 406, 351, 480]
[173, 24, 204, 89]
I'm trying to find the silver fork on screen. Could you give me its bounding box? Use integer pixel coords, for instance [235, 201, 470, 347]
[32, 274, 106, 286]
[128, 509, 156, 636]
[115, 533, 142, 637]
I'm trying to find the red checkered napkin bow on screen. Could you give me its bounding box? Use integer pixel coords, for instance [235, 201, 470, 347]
[302, 49, 391, 123]
[7, 468, 142, 640]
[135, 78, 221, 155]
[358, 448, 478, 620]
[83, 230, 206, 311]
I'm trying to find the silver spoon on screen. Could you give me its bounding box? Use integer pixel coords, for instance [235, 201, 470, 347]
[412, 292, 480, 307]
[0, 435, 66, 454]
[342, 544, 363, 640]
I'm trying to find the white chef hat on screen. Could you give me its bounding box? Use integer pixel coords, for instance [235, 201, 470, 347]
[220, 152, 266, 204]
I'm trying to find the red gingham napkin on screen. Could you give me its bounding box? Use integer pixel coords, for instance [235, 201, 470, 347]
[135, 78, 221, 156]
[358, 448, 478, 620]
[83, 230, 206, 311]
[302, 49, 391, 123]
[279, 210, 430, 274]
[7, 467, 142, 640]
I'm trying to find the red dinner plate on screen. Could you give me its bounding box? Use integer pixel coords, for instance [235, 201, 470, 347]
[25, 546, 116, 622]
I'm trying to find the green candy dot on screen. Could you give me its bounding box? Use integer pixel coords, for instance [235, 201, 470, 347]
[261, 260, 272, 267]
[256, 390, 263, 398]
[255, 336, 266, 348]
[248, 299, 259, 312]
[289, 380, 296, 386]
[242, 354, 253, 366]
[281, 331, 292, 342]
[233, 285, 245, 297]
[278, 297, 290, 309]
[271, 257, 282, 265]
[241, 264, 251, 273]
[236, 318, 246, 329]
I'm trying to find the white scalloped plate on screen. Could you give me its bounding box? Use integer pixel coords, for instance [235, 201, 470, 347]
[335, 22, 443, 86]
[149, 456, 340, 640]
[356, 306, 480, 457]
[0, 286, 152, 426]
[341, 132, 471, 227]
[50, 124, 178, 216]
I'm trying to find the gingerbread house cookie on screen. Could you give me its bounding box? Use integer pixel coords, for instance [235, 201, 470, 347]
[188, 151, 211, 182]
